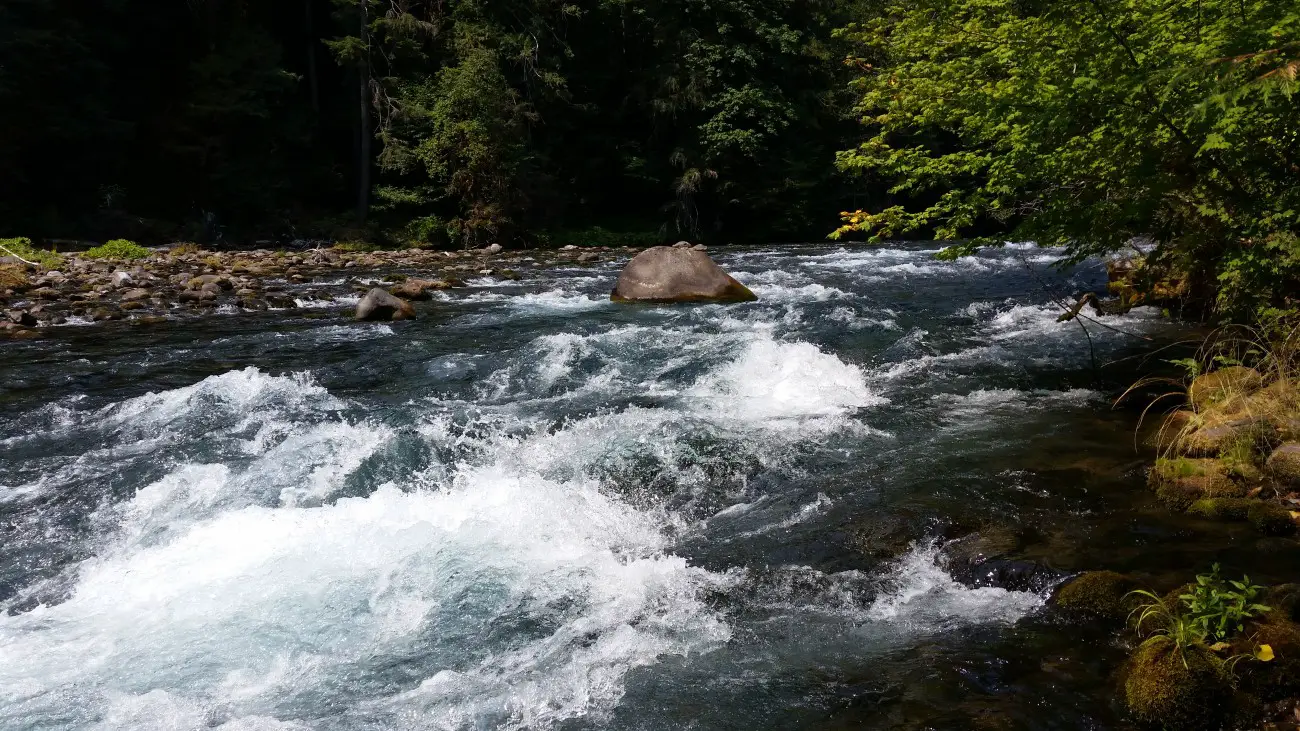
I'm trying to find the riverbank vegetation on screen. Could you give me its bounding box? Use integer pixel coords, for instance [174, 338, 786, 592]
[4, 0, 1296, 327]
[832, 0, 1299, 325]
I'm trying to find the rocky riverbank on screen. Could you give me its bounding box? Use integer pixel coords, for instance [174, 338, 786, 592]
[1048, 363, 1300, 730]
[0, 244, 627, 338]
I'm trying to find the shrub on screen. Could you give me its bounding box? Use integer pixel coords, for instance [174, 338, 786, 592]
[1180, 564, 1271, 643]
[84, 239, 150, 260]
[333, 241, 384, 252]
[0, 236, 63, 268]
[403, 215, 451, 247]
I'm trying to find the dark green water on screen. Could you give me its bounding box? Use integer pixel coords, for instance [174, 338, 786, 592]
[0, 244, 1289, 730]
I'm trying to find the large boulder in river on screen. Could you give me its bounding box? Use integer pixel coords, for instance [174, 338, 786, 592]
[355, 288, 415, 321]
[610, 246, 757, 303]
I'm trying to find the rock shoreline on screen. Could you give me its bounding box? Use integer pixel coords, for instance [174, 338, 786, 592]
[0, 244, 629, 338]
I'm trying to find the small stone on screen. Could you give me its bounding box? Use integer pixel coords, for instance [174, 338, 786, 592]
[111, 271, 133, 287]
[485, 243, 503, 255]
[120, 288, 151, 302]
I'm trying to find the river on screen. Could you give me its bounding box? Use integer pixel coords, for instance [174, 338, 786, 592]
[0, 243, 1257, 729]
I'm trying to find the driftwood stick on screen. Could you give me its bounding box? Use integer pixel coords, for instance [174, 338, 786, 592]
[1057, 292, 1097, 322]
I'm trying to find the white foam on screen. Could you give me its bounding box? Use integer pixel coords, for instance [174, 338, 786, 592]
[292, 295, 360, 309]
[865, 543, 1043, 628]
[0, 469, 730, 729]
[687, 339, 885, 424]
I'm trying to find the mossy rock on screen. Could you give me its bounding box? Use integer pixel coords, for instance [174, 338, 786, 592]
[1265, 442, 1300, 487]
[1265, 584, 1300, 623]
[1150, 458, 1241, 510]
[1053, 571, 1140, 622]
[1124, 636, 1232, 730]
[1237, 617, 1300, 700]
[1247, 502, 1297, 537]
[1186, 497, 1253, 521]
[1188, 366, 1263, 411]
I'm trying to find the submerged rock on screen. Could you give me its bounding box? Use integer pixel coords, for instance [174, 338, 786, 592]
[611, 246, 756, 303]
[940, 528, 1062, 593]
[356, 288, 416, 322]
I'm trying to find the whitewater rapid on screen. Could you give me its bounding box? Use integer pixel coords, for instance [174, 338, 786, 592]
[0, 244, 1173, 730]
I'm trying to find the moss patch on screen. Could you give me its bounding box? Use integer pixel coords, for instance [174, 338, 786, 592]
[1186, 497, 1253, 521]
[0, 264, 28, 290]
[1124, 637, 1232, 730]
[1188, 366, 1263, 411]
[1053, 571, 1140, 622]
[1150, 458, 1241, 509]
[1247, 502, 1297, 536]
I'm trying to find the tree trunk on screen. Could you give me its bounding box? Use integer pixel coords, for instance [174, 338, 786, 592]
[305, 0, 319, 113]
[355, 0, 371, 223]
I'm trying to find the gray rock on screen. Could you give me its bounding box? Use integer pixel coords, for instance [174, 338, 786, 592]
[4, 309, 36, 327]
[120, 288, 151, 302]
[485, 243, 503, 255]
[1267, 443, 1300, 487]
[111, 271, 133, 287]
[611, 246, 757, 304]
[356, 288, 416, 321]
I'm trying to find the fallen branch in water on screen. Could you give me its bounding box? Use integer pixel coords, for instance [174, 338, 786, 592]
[1057, 293, 1098, 322]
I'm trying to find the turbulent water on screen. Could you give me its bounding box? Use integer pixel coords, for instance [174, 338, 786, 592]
[0, 244, 1199, 730]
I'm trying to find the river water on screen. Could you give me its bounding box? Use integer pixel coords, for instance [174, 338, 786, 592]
[0, 244, 1258, 730]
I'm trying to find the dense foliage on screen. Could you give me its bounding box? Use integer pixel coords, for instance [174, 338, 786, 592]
[0, 0, 864, 247]
[832, 0, 1300, 321]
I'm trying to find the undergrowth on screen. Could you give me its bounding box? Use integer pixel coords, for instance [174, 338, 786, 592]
[83, 239, 151, 259]
[0, 236, 63, 268]
[1121, 324, 1300, 462]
